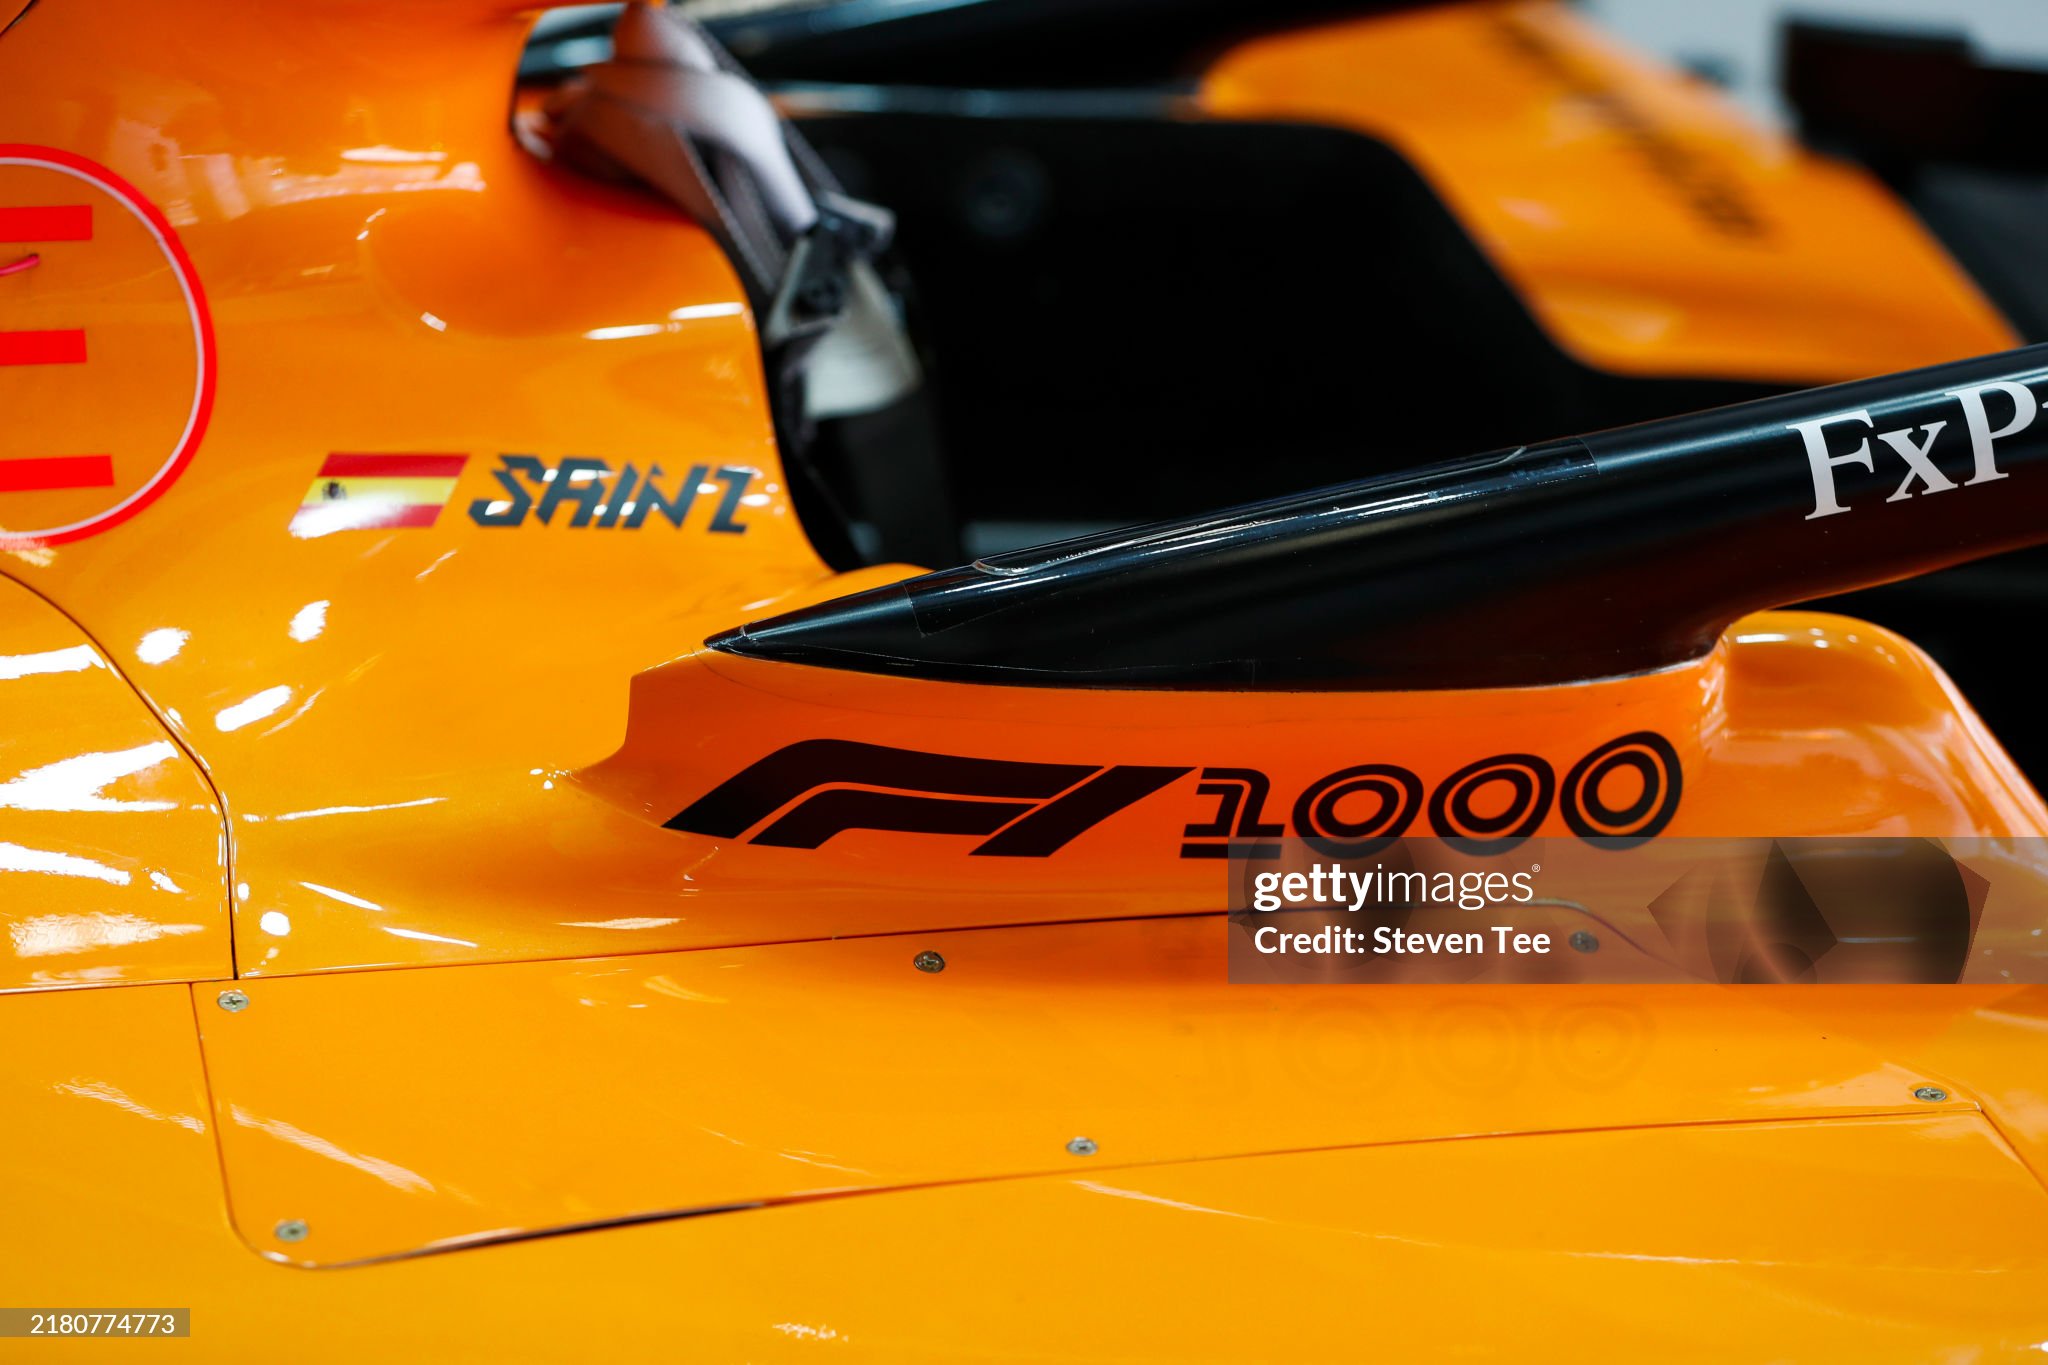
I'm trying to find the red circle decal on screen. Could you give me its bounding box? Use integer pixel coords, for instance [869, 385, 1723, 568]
[0, 144, 216, 547]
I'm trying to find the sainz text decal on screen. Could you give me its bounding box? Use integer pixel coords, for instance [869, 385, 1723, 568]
[666, 733, 1682, 856]
[470, 456, 756, 532]
[293, 454, 761, 535]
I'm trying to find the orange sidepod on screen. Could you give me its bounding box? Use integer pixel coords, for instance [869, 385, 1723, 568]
[79, 605, 2019, 978]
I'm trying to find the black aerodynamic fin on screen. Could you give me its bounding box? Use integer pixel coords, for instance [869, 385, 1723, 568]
[711, 344, 2048, 691]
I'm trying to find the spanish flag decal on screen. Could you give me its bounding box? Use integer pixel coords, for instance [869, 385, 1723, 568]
[290, 453, 467, 538]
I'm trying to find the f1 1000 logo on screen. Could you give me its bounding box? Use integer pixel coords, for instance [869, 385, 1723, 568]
[1181, 732, 1680, 856]
[666, 740, 1191, 856]
[666, 733, 1682, 856]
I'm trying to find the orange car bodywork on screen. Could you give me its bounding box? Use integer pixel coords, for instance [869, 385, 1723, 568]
[1201, 1, 2017, 383]
[3, 0, 2047, 1358]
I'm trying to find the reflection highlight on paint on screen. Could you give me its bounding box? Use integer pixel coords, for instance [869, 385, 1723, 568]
[0, 841, 130, 885]
[229, 1106, 435, 1194]
[300, 882, 383, 912]
[10, 911, 205, 957]
[215, 685, 292, 732]
[0, 741, 178, 812]
[0, 643, 99, 680]
[289, 600, 329, 642]
[134, 628, 188, 664]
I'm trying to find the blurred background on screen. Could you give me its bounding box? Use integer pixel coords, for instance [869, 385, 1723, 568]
[1590, 0, 2048, 122]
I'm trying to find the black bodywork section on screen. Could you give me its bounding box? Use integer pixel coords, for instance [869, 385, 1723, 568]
[718, 346, 2048, 690]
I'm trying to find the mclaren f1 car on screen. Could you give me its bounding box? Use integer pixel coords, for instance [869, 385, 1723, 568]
[3, 0, 2048, 1358]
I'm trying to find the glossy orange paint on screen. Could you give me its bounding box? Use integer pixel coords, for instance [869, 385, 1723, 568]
[0, 0, 828, 980]
[194, 919, 1979, 1267]
[1201, 1, 2018, 384]
[7, 983, 2048, 1359]
[3, 0, 2048, 1354]
[0, 576, 228, 990]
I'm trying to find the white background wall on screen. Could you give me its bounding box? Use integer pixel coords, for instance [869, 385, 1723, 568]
[1583, 0, 2048, 124]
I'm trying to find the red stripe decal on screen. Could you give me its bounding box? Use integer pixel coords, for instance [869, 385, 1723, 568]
[0, 329, 86, 365]
[351, 503, 445, 529]
[316, 453, 468, 479]
[0, 205, 92, 242]
[0, 454, 114, 492]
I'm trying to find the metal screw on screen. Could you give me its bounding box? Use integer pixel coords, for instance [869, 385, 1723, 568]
[1913, 1086, 1949, 1103]
[1066, 1136, 1098, 1157]
[216, 989, 250, 1013]
[273, 1219, 309, 1243]
[913, 951, 946, 974]
[1568, 931, 1600, 954]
